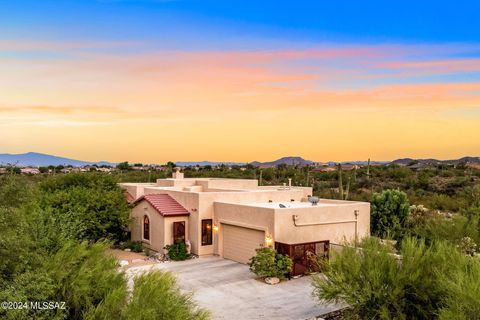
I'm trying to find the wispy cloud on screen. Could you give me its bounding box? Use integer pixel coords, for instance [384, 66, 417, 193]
[1, 39, 479, 161]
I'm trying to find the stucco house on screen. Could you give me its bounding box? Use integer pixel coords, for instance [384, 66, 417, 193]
[121, 170, 370, 275]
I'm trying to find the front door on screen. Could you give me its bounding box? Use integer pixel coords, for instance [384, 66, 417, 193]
[173, 221, 185, 243]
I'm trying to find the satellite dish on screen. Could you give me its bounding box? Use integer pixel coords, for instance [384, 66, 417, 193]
[279, 204, 287, 208]
[308, 196, 320, 206]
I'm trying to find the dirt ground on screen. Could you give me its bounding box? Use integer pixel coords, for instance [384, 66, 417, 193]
[106, 249, 156, 268]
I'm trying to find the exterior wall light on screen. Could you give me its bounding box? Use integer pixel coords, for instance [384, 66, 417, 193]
[213, 224, 219, 232]
[265, 234, 273, 247]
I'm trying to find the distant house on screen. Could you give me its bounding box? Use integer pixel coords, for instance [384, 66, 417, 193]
[311, 166, 336, 172]
[311, 164, 359, 172]
[120, 169, 370, 276]
[20, 167, 40, 175]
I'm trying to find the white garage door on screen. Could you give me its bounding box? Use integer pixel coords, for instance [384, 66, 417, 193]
[222, 224, 265, 264]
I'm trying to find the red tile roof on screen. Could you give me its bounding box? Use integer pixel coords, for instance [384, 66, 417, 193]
[124, 192, 135, 204]
[135, 194, 190, 217]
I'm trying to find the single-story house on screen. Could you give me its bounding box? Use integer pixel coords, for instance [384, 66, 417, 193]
[121, 169, 370, 275]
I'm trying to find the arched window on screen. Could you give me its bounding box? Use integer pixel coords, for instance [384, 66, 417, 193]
[143, 215, 150, 240]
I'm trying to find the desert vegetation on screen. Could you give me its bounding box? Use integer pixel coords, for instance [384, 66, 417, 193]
[1, 162, 479, 319]
[0, 173, 208, 320]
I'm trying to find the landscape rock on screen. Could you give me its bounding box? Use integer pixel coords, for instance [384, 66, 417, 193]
[265, 277, 280, 285]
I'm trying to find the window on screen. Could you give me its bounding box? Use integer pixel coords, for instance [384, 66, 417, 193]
[201, 219, 213, 246]
[143, 215, 150, 240]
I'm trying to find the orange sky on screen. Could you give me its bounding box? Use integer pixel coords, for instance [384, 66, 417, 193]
[1, 41, 480, 163]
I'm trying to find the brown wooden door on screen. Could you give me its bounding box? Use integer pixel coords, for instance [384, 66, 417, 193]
[173, 221, 185, 243]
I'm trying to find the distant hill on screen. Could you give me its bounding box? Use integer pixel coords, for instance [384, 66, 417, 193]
[250, 156, 315, 167]
[0, 152, 115, 167]
[175, 161, 245, 167]
[390, 156, 480, 166]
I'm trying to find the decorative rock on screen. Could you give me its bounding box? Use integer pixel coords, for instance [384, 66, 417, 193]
[124, 248, 131, 252]
[119, 260, 129, 267]
[132, 259, 144, 263]
[265, 277, 280, 285]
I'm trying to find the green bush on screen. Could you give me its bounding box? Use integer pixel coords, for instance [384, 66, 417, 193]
[312, 237, 469, 320]
[164, 241, 189, 261]
[371, 189, 410, 240]
[39, 173, 130, 243]
[124, 271, 209, 320]
[248, 247, 293, 279]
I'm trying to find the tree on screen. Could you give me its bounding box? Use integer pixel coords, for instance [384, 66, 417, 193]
[39, 174, 130, 242]
[117, 161, 131, 171]
[371, 189, 410, 239]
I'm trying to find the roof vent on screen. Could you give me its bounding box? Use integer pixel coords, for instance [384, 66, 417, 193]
[308, 196, 320, 206]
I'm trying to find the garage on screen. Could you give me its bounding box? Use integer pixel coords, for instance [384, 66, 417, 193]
[222, 224, 265, 264]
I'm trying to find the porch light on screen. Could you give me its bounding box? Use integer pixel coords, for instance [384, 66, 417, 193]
[265, 235, 273, 247]
[213, 224, 219, 232]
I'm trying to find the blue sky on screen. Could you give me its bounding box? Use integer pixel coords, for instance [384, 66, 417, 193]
[1, 0, 479, 46]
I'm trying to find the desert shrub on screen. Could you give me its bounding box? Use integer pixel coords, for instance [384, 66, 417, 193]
[248, 247, 293, 279]
[124, 271, 209, 320]
[409, 214, 480, 246]
[312, 237, 460, 320]
[371, 189, 410, 240]
[438, 257, 480, 320]
[164, 241, 189, 261]
[45, 241, 127, 320]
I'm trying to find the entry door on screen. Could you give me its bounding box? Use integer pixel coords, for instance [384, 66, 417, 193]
[173, 221, 185, 243]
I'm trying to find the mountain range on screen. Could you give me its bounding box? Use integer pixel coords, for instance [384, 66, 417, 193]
[0, 152, 115, 167]
[1, 152, 479, 168]
[391, 156, 480, 166]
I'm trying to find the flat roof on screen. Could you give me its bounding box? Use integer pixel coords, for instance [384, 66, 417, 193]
[248, 201, 335, 209]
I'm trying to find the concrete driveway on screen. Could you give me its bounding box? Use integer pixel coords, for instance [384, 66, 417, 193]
[125, 256, 341, 320]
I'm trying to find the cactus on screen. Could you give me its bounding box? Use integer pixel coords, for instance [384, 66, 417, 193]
[366, 158, 371, 181]
[337, 163, 351, 200]
[338, 164, 344, 200]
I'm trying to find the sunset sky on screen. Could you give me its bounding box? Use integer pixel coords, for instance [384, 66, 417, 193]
[1, 1, 479, 163]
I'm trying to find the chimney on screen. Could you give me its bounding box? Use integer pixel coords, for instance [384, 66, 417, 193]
[172, 167, 184, 179]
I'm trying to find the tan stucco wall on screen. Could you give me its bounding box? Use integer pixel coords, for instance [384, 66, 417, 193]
[195, 188, 311, 255]
[212, 200, 370, 248]
[273, 201, 370, 245]
[130, 200, 165, 252]
[130, 200, 189, 253]
[213, 202, 274, 257]
[122, 183, 156, 199]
